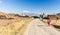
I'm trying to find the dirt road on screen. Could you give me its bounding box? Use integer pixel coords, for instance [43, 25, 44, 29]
[23, 19, 60, 35]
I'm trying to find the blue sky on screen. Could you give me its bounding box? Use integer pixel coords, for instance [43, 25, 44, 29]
[0, 0, 60, 14]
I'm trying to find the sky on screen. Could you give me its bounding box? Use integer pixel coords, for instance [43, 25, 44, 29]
[0, 0, 60, 14]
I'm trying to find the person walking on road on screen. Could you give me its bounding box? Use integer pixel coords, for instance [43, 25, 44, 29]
[47, 18, 51, 26]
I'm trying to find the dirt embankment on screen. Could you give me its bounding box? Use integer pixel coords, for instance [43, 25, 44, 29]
[0, 12, 34, 35]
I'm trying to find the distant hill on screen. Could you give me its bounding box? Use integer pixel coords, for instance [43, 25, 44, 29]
[0, 12, 22, 19]
[0, 12, 7, 15]
[57, 13, 60, 15]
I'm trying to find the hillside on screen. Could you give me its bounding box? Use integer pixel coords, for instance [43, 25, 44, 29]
[0, 12, 34, 35]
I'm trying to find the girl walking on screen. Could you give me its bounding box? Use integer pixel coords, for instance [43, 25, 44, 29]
[47, 18, 51, 26]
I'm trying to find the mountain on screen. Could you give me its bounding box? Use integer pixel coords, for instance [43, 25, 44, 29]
[23, 13, 40, 17]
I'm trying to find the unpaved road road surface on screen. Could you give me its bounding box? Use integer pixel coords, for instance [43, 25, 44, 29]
[23, 19, 60, 35]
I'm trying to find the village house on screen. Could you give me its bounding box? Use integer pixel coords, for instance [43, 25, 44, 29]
[47, 14, 57, 20]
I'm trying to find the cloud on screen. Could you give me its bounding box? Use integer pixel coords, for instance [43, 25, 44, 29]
[23, 10, 30, 13]
[0, 1, 2, 4]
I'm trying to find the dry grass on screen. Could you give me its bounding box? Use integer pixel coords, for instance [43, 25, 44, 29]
[42, 19, 60, 26]
[0, 17, 34, 35]
[42, 19, 60, 31]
